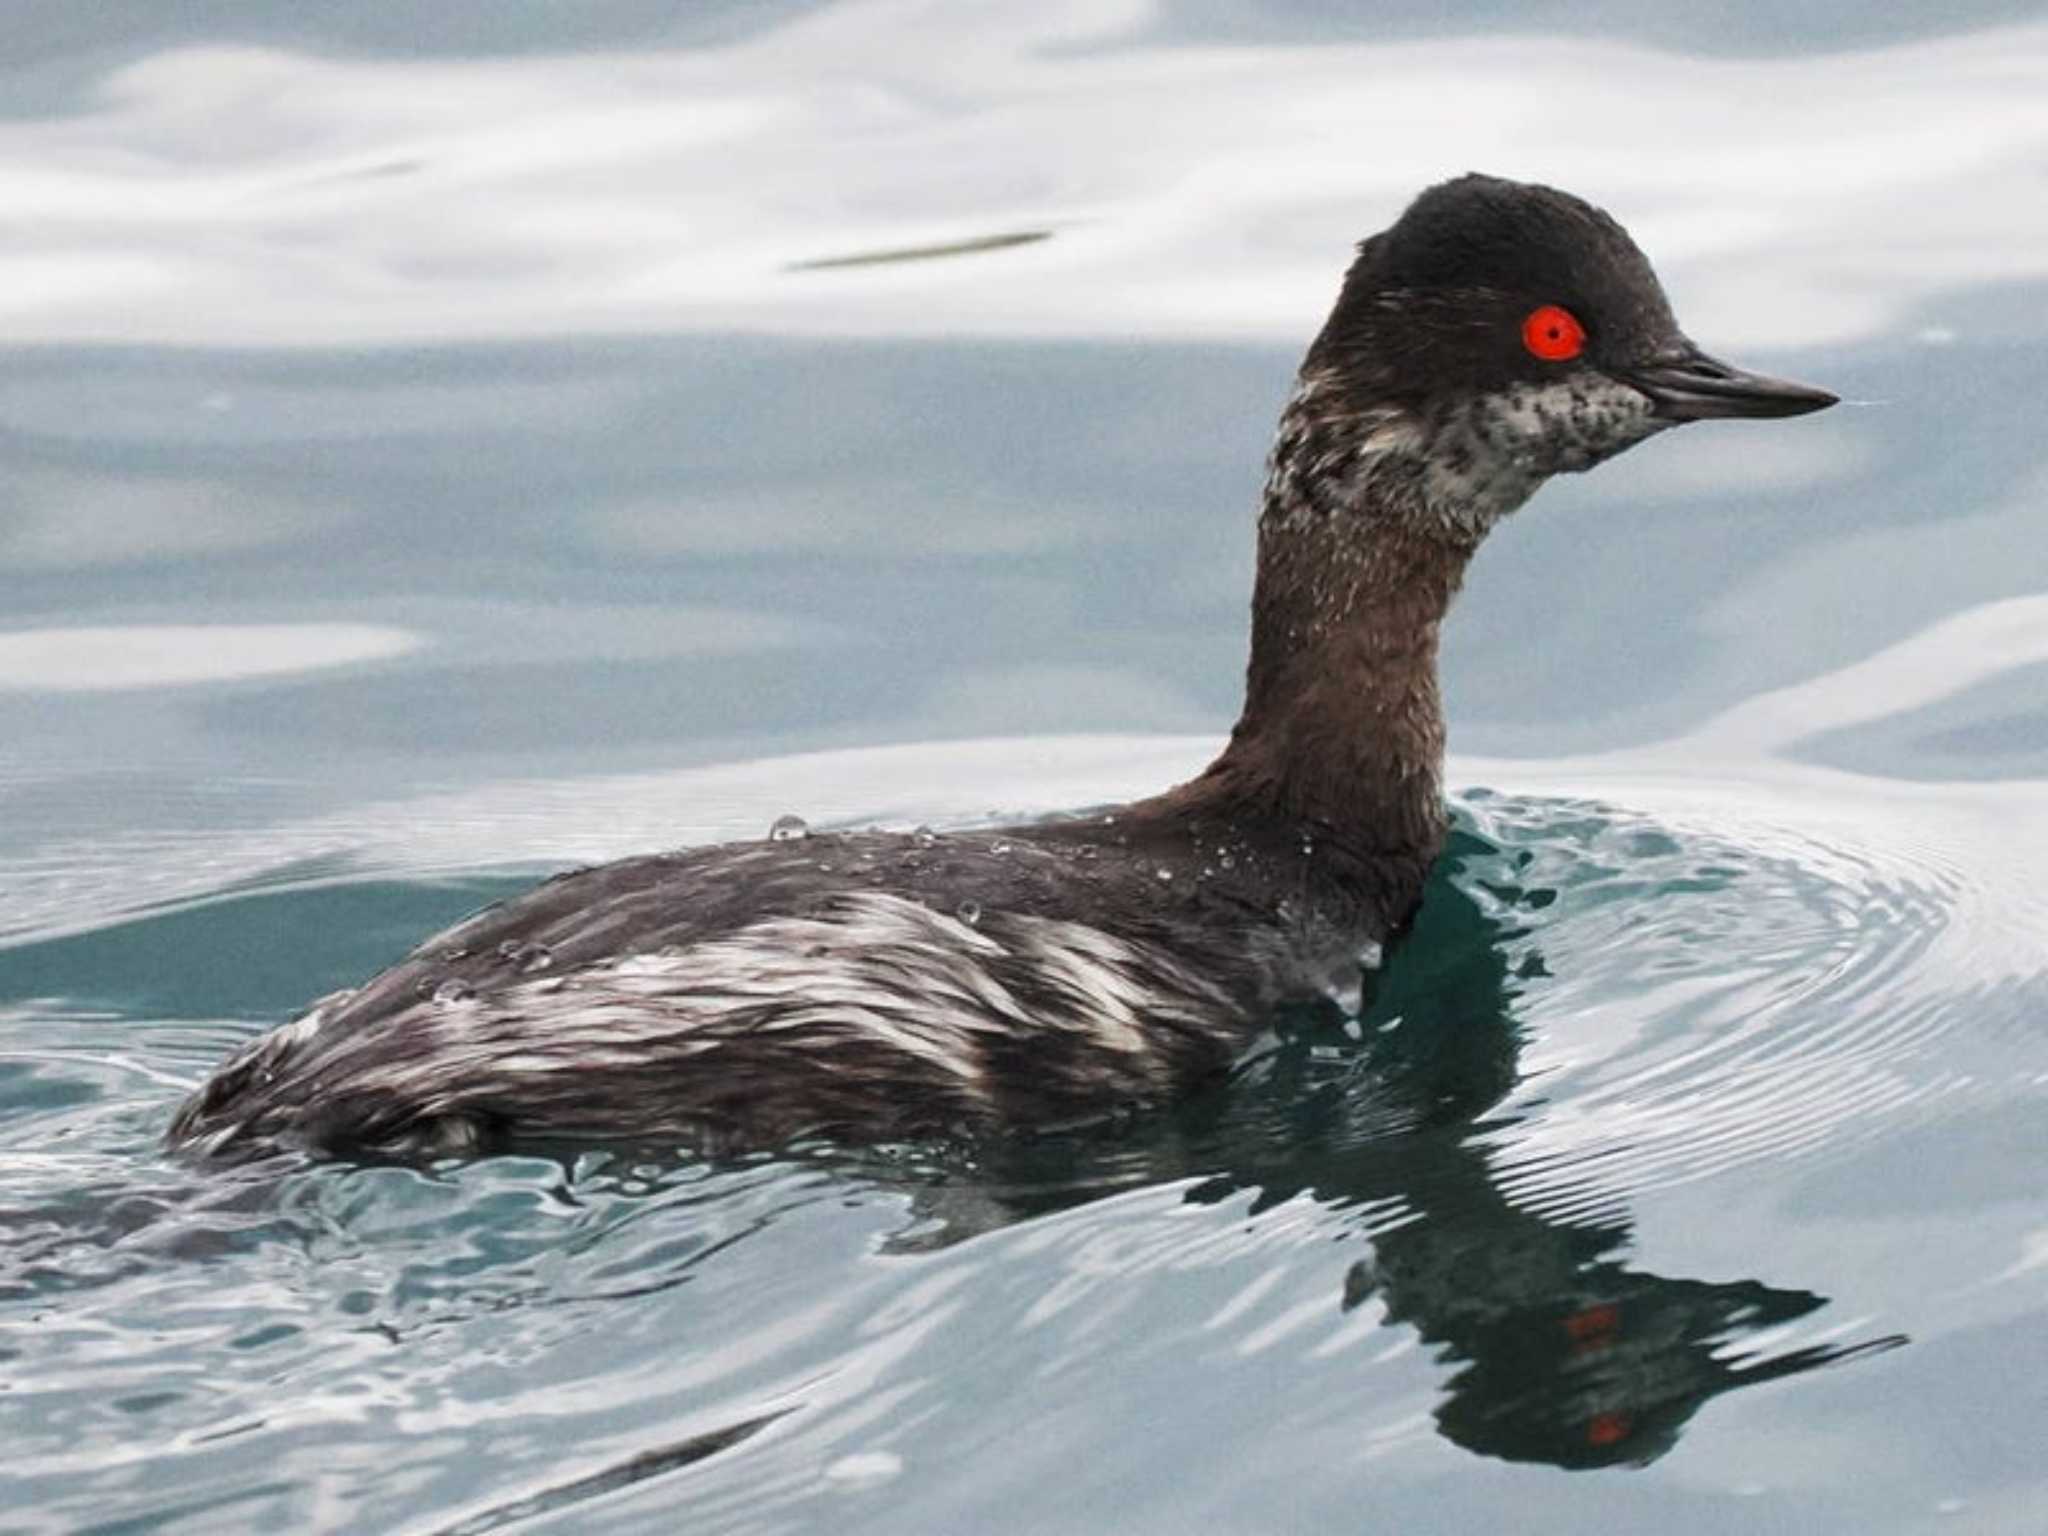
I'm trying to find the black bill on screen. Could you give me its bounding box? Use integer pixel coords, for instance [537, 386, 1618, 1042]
[1620, 343, 1838, 421]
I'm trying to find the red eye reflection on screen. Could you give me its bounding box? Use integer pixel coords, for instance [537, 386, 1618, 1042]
[1585, 1411, 1633, 1448]
[1522, 304, 1586, 362]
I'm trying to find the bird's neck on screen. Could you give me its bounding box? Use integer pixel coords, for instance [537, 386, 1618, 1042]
[1167, 374, 1480, 873]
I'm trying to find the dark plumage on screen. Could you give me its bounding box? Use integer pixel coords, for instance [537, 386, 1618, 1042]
[168, 173, 1836, 1162]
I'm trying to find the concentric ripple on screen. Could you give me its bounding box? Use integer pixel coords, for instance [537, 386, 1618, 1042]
[1445, 787, 2003, 1210]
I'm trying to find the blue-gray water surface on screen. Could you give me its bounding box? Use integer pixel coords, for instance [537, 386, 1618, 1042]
[4, 3, 2047, 1532]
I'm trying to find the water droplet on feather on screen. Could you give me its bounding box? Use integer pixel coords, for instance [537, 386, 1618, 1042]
[497, 940, 554, 973]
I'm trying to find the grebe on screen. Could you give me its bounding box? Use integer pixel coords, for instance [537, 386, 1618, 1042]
[169, 174, 1836, 1161]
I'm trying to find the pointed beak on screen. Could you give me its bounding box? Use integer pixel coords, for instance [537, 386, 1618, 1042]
[1618, 343, 1838, 422]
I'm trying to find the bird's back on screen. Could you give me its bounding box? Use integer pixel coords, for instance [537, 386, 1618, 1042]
[165, 819, 1381, 1161]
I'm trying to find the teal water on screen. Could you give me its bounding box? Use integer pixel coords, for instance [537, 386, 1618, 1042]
[6, 4, 2048, 1532]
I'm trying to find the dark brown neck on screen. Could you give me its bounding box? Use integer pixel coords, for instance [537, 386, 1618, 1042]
[1156, 379, 1479, 871]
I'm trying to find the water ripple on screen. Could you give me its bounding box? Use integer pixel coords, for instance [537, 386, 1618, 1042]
[1457, 789, 2006, 1206]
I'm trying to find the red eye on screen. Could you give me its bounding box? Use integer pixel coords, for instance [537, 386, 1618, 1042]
[1521, 304, 1585, 362]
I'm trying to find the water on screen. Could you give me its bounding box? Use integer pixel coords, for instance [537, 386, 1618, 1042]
[5, 3, 2048, 1531]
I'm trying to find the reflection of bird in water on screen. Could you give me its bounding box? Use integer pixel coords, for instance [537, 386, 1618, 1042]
[169, 174, 1837, 1163]
[1352, 1216, 1900, 1469]
[902, 828, 1906, 1471]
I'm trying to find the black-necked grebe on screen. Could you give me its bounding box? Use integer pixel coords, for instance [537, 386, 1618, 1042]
[169, 174, 1836, 1161]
